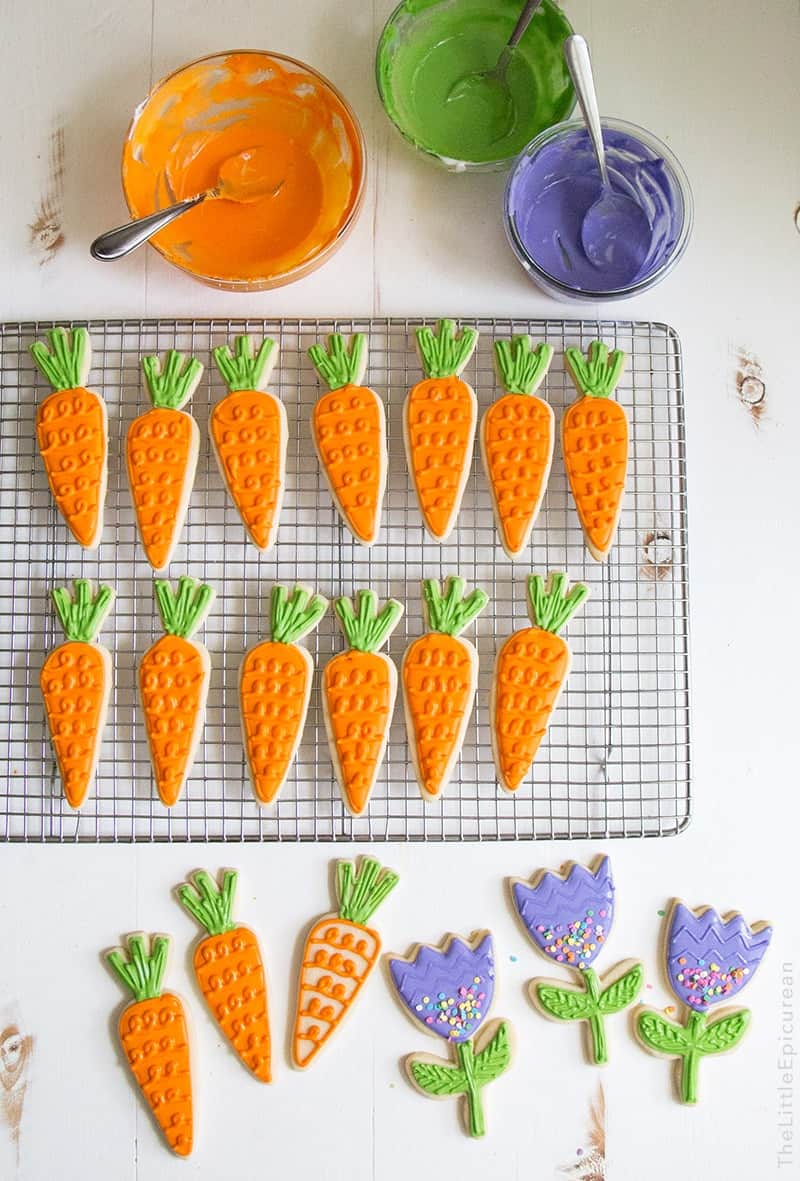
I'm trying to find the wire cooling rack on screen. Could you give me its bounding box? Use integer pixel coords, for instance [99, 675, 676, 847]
[0, 317, 689, 843]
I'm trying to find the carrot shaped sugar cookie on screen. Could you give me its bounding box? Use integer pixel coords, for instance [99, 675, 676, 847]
[292, 856, 399, 1069]
[127, 350, 203, 571]
[308, 333, 387, 545]
[386, 931, 513, 1138]
[210, 335, 286, 551]
[139, 576, 214, 806]
[178, 869, 271, 1083]
[563, 341, 628, 561]
[492, 573, 588, 793]
[105, 934, 193, 1157]
[240, 584, 328, 805]
[481, 336, 554, 558]
[41, 579, 114, 808]
[403, 577, 487, 802]
[405, 319, 479, 541]
[30, 326, 107, 548]
[323, 591, 404, 816]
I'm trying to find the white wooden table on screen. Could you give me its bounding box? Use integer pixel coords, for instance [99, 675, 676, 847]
[1, 1, 798, 1177]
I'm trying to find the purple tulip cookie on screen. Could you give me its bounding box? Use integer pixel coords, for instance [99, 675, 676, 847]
[386, 931, 513, 1138]
[510, 855, 643, 1064]
[636, 900, 772, 1103]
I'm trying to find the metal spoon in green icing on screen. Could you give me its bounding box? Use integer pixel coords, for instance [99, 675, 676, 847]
[445, 0, 543, 143]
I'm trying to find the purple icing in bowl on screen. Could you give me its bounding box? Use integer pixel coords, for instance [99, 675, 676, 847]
[504, 117, 692, 301]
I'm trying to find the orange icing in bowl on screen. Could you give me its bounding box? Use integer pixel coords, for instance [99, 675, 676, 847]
[122, 51, 365, 290]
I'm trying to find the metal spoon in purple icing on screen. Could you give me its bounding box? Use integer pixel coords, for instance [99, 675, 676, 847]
[564, 35, 652, 286]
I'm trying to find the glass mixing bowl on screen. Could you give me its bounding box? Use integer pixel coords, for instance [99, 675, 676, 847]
[122, 50, 366, 291]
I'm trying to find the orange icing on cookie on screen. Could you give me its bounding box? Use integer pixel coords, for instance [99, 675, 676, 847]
[324, 651, 393, 815]
[403, 632, 474, 799]
[211, 390, 283, 549]
[36, 389, 106, 548]
[562, 395, 628, 558]
[240, 641, 311, 804]
[193, 926, 271, 1082]
[127, 407, 197, 570]
[292, 917, 380, 1068]
[483, 393, 553, 555]
[493, 626, 570, 792]
[313, 386, 384, 543]
[122, 52, 364, 285]
[40, 640, 109, 808]
[119, 992, 193, 1156]
[139, 633, 207, 806]
[406, 376, 476, 539]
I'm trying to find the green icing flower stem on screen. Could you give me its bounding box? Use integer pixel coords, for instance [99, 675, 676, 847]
[106, 934, 170, 1003]
[212, 335, 277, 392]
[308, 333, 367, 390]
[52, 579, 114, 644]
[423, 577, 488, 637]
[30, 326, 91, 391]
[680, 1010, 706, 1104]
[415, 319, 478, 379]
[270, 584, 327, 645]
[337, 857, 399, 925]
[494, 336, 554, 395]
[154, 576, 214, 639]
[334, 591, 403, 654]
[527, 572, 589, 635]
[583, 968, 608, 1065]
[141, 350, 203, 411]
[455, 1040, 485, 1138]
[178, 869, 237, 937]
[564, 340, 626, 400]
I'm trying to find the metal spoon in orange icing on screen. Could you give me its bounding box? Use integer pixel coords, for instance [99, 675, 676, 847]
[122, 51, 365, 290]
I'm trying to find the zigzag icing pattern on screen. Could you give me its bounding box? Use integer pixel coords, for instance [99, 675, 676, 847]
[668, 904, 772, 971]
[513, 856, 614, 933]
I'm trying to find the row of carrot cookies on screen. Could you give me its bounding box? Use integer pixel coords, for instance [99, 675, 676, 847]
[42, 573, 587, 813]
[29, 324, 628, 563]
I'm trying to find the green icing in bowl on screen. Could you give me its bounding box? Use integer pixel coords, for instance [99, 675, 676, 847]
[377, 0, 574, 168]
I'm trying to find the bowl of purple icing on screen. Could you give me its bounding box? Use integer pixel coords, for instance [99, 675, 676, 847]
[504, 117, 693, 300]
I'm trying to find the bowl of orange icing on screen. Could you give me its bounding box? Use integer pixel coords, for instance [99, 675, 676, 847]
[122, 51, 366, 290]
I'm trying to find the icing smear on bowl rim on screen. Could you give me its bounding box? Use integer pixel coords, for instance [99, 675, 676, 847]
[122, 50, 366, 291]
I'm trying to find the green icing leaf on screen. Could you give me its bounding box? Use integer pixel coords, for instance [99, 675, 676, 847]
[422, 576, 488, 636]
[527, 572, 589, 635]
[535, 982, 593, 1022]
[598, 962, 644, 1015]
[697, 1010, 750, 1055]
[308, 333, 367, 390]
[473, 1021, 512, 1084]
[212, 335, 277, 392]
[637, 1010, 691, 1056]
[564, 340, 626, 399]
[415, 319, 478, 379]
[494, 336, 553, 395]
[409, 1057, 467, 1097]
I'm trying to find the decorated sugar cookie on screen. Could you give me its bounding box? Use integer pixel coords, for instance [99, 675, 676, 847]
[105, 933, 193, 1157]
[481, 336, 554, 558]
[492, 572, 588, 793]
[403, 577, 487, 802]
[387, 931, 513, 1139]
[511, 856, 643, 1065]
[635, 901, 772, 1104]
[563, 341, 628, 562]
[308, 333, 387, 545]
[292, 857, 399, 1069]
[30, 326, 108, 549]
[323, 591, 404, 816]
[127, 350, 203, 570]
[211, 335, 287, 551]
[240, 584, 328, 805]
[178, 869, 271, 1083]
[405, 319, 479, 541]
[41, 579, 115, 808]
[139, 576, 214, 806]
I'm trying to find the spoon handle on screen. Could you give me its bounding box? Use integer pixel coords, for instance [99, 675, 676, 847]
[90, 192, 210, 261]
[563, 34, 610, 187]
[496, 0, 543, 76]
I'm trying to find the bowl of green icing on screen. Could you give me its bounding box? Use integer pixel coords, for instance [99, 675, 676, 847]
[376, 0, 574, 170]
